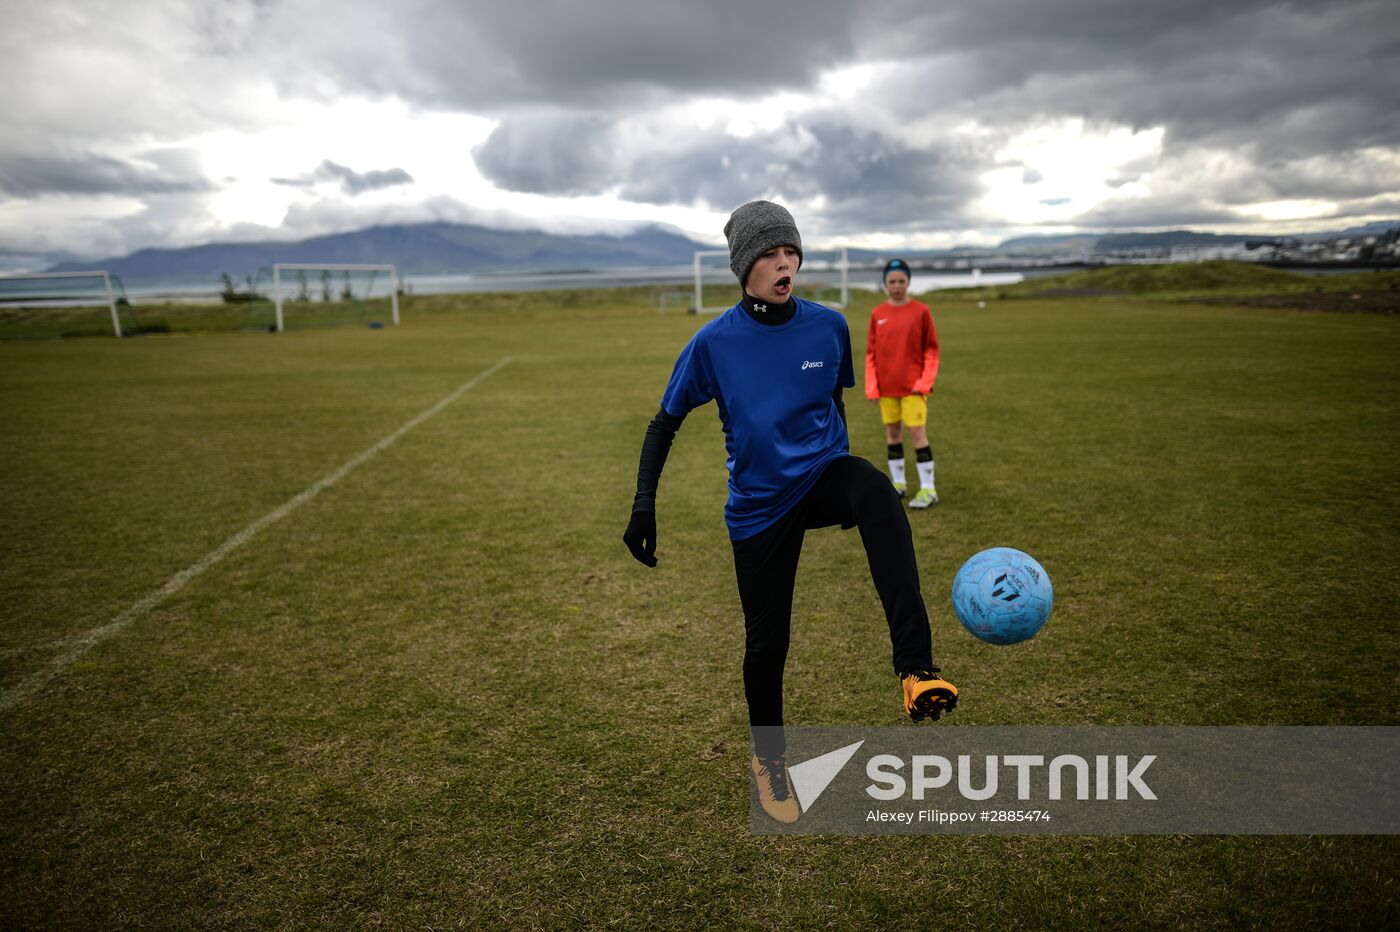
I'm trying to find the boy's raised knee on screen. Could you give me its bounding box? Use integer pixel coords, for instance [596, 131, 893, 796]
[850, 462, 903, 519]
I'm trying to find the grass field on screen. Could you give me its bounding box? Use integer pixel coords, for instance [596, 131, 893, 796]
[2, 281, 1398, 928]
[0, 295, 399, 340]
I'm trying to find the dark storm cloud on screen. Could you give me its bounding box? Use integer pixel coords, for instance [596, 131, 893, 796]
[272, 160, 415, 195]
[1250, 154, 1400, 202]
[466, 115, 615, 196]
[768, 120, 987, 231]
[305, 0, 1398, 159]
[1332, 196, 1400, 220]
[0, 152, 212, 197]
[283, 0, 867, 110]
[876, 0, 1400, 158]
[3, 0, 1398, 260]
[457, 0, 1398, 230]
[628, 128, 984, 231]
[473, 109, 990, 234]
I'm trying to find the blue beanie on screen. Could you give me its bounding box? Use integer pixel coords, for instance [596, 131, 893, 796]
[883, 258, 911, 282]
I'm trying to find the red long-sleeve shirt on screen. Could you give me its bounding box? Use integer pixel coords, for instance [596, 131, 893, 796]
[865, 299, 939, 399]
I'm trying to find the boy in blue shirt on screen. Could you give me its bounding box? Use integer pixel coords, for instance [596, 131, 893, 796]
[623, 201, 957, 824]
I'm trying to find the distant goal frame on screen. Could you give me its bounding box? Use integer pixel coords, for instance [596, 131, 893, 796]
[0, 270, 125, 337]
[271, 263, 400, 332]
[692, 248, 849, 314]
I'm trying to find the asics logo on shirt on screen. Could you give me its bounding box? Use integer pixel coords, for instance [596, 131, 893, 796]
[801, 360, 825, 370]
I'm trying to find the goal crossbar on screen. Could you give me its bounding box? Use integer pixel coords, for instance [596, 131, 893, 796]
[271, 263, 399, 332]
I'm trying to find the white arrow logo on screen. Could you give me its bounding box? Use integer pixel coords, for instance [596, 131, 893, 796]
[788, 740, 865, 811]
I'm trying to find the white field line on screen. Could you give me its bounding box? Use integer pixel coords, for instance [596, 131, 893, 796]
[0, 356, 513, 713]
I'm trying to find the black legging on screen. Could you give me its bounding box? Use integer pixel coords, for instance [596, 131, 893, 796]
[731, 455, 934, 757]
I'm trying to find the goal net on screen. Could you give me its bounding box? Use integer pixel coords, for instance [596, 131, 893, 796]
[0, 271, 137, 338]
[241, 264, 401, 332]
[691, 248, 849, 314]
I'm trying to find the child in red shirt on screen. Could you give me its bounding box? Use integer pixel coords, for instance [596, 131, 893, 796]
[864, 259, 940, 508]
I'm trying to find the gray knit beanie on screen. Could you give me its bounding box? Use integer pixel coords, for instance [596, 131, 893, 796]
[723, 200, 803, 285]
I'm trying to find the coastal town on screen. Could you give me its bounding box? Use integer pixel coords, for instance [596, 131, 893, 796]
[888, 223, 1400, 272]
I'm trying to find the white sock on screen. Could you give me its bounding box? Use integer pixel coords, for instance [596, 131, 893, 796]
[889, 459, 906, 485]
[917, 458, 935, 491]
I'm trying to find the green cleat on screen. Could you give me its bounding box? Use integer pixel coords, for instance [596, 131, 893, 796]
[909, 488, 939, 509]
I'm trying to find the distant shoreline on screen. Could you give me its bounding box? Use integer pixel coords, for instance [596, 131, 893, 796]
[5, 261, 1391, 308]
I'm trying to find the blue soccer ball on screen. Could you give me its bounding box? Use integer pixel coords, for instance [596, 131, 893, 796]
[951, 547, 1053, 645]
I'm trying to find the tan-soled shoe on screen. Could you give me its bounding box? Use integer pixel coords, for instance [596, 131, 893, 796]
[750, 753, 801, 824]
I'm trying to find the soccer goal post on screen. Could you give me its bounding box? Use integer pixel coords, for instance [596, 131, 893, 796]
[271, 263, 399, 332]
[692, 248, 849, 314]
[0, 270, 129, 337]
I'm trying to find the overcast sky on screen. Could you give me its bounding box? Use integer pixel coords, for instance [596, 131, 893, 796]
[2, 0, 1398, 269]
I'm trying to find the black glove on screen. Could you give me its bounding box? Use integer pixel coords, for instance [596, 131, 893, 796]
[623, 510, 658, 567]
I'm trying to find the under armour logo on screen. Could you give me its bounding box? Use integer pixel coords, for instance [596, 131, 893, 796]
[754, 303, 768, 313]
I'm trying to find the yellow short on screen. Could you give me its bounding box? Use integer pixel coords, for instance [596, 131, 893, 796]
[879, 394, 928, 427]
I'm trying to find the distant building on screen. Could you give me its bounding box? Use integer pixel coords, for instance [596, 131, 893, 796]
[1169, 243, 1253, 262]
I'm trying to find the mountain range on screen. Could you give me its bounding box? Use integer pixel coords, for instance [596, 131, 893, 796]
[45, 222, 715, 284]
[44, 219, 1400, 285]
